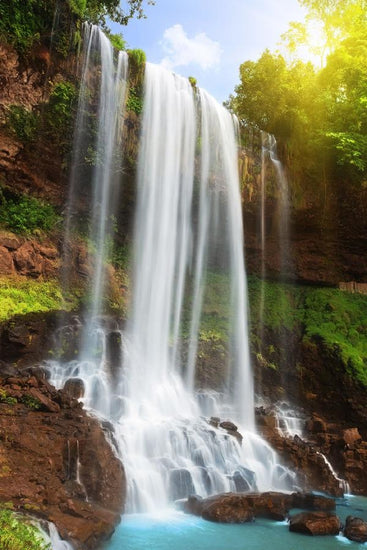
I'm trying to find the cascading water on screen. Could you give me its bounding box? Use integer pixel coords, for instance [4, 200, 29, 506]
[263, 134, 292, 280]
[56, 23, 129, 417]
[49, 36, 296, 516]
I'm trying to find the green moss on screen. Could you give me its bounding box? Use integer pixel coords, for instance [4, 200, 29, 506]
[126, 87, 143, 115]
[6, 105, 39, 143]
[299, 286, 367, 385]
[0, 193, 60, 235]
[127, 48, 146, 68]
[21, 395, 41, 410]
[108, 33, 126, 51]
[0, 389, 17, 405]
[247, 276, 367, 387]
[0, 509, 50, 550]
[0, 278, 76, 322]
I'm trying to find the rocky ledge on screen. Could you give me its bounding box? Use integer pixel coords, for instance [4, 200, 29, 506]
[0, 367, 125, 549]
[183, 491, 367, 543]
[183, 491, 335, 523]
[256, 406, 367, 496]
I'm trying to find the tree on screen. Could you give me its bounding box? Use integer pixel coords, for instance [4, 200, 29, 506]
[229, 0, 367, 183]
[83, 0, 155, 28]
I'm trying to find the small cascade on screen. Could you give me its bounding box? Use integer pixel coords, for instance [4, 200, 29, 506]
[317, 452, 351, 495]
[62, 23, 128, 315]
[263, 134, 292, 280]
[258, 131, 268, 350]
[275, 405, 304, 438]
[47, 523, 74, 550]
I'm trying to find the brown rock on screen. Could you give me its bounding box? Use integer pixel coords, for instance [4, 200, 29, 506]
[0, 245, 14, 274]
[344, 516, 367, 543]
[185, 492, 294, 523]
[342, 428, 361, 447]
[37, 244, 58, 259]
[0, 234, 21, 250]
[14, 242, 43, 277]
[27, 387, 61, 413]
[201, 494, 254, 523]
[63, 378, 85, 400]
[306, 416, 327, 434]
[289, 511, 341, 536]
[0, 373, 125, 549]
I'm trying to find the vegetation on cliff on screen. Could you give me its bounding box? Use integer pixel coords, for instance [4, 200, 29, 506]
[0, 0, 154, 55]
[248, 277, 367, 387]
[0, 509, 50, 550]
[228, 0, 367, 187]
[0, 278, 72, 321]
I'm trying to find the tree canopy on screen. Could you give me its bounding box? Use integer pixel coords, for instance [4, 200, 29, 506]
[228, 0, 367, 184]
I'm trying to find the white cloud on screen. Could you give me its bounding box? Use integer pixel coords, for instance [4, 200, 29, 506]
[160, 24, 222, 71]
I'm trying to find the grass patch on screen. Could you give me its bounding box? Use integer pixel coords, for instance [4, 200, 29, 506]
[0, 193, 60, 235]
[0, 277, 77, 322]
[0, 509, 50, 550]
[247, 276, 367, 386]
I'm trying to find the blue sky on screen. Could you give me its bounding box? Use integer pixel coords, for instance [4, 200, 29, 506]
[110, 0, 306, 102]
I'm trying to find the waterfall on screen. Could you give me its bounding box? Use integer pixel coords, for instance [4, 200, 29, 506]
[263, 134, 292, 280]
[48, 40, 296, 515]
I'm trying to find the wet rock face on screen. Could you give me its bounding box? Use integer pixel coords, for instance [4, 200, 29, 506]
[289, 511, 341, 536]
[0, 370, 126, 549]
[344, 516, 367, 543]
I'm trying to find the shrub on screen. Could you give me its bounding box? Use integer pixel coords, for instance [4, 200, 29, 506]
[21, 395, 42, 410]
[127, 48, 146, 68]
[46, 81, 77, 146]
[0, 389, 17, 405]
[0, 509, 50, 550]
[0, 278, 69, 322]
[126, 87, 143, 115]
[6, 105, 38, 143]
[0, 194, 59, 234]
[109, 33, 126, 51]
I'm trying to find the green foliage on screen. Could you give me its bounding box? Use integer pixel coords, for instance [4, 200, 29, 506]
[0, 194, 59, 235]
[0, 278, 69, 321]
[21, 395, 42, 410]
[229, 0, 367, 184]
[108, 33, 126, 51]
[188, 76, 197, 89]
[46, 80, 78, 147]
[0, 0, 45, 53]
[0, 389, 17, 406]
[0, 0, 154, 57]
[126, 87, 143, 115]
[0, 509, 50, 550]
[128, 48, 146, 69]
[247, 277, 367, 387]
[68, 0, 87, 16]
[6, 106, 39, 143]
[84, 0, 155, 29]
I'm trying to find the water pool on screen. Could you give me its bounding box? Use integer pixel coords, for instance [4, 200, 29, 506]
[106, 496, 367, 550]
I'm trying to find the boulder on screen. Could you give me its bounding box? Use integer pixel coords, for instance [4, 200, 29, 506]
[289, 511, 341, 536]
[344, 516, 367, 543]
[63, 378, 85, 400]
[0, 233, 21, 250]
[219, 420, 243, 443]
[201, 494, 254, 523]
